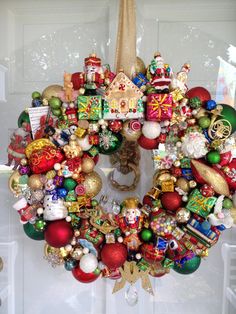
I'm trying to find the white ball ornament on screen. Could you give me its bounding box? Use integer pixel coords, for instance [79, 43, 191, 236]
[142, 121, 161, 139]
[79, 253, 98, 273]
[54, 163, 61, 171]
[76, 135, 92, 151]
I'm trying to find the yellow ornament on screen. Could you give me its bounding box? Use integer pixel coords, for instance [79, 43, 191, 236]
[81, 157, 95, 174]
[135, 57, 146, 75]
[46, 170, 56, 180]
[28, 174, 44, 190]
[83, 171, 102, 197]
[8, 171, 21, 196]
[42, 85, 64, 100]
[176, 177, 190, 193]
[25, 139, 55, 158]
[191, 159, 230, 196]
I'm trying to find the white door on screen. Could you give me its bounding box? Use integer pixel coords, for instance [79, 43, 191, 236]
[0, 0, 236, 313]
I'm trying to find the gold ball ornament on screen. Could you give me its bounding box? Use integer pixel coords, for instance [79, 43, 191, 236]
[83, 171, 102, 197]
[81, 157, 95, 174]
[42, 85, 64, 100]
[176, 177, 190, 193]
[135, 57, 146, 74]
[28, 174, 44, 190]
[121, 120, 142, 141]
[20, 158, 28, 166]
[153, 170, 171, 186]
[194, 108, 207, 119]
[175, 208, 191, 223]
[8, 171, 22, 196]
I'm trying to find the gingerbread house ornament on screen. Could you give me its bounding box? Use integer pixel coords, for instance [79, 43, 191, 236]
[103, 71, 144, 120]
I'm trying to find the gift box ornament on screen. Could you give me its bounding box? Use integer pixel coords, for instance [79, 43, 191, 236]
[146, 94, 173, 121]
[132, 73, 149, 89]
[186, 189, 217, 218]
[103, 71, 144, 120]
[78, 95, 102, 120]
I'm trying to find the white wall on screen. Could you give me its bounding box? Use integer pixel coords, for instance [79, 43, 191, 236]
[0, 0, 236, 313]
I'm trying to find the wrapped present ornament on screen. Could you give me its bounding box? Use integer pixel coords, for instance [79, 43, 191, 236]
[103, 71, 144, 120]
[146, 94, 173, 121]
[78, 95, 102, 120]
[132, 73, 149, 89]
[186, 189, 217, 218]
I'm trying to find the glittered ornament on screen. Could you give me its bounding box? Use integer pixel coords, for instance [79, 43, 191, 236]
[79, 253, 98, 273]
[141, 243, 165, 263]
[200, 184, 215, 197]
[81, 157, 95, 174]
[138, 135, 158, 150]
[175, 208, 191, 223]
[101, 243, 127, 269]
[108, 120, 123, 133]
[191, 159, 230, 196]
[173, 255, 201, 274]
[198, 116, 211, 129]
[176, 177, 190, 193]
[98, 130, 123, 154]
[142, 121, 161, 139]
[72, 265, 99, 283]
[45, 220, 74, 248]
[42, 85, 63, 100]
[206, 151, 221, 164]
[34, 219, 46, 231]
[83, 171, 102, 197]
[28, 174, 44, 190]
[48, 97, 62, 109]
[63, 178, 77, 191]
[160, 192, 183, 212]
[23, 222, 45, 240]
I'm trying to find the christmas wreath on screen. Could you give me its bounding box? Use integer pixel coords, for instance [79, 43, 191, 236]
[8, 52, 236, 304]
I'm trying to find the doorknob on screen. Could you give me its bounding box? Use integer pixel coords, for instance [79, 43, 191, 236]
[0, 257, 3, 272]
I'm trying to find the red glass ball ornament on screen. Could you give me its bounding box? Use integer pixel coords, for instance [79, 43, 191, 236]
[138, 135, 158, 150]
[200, 184, 215, 197]
[101, 243, 127, 269]
[186, 87, 211, 104]
[219, 151, 232, 167]
[45, 220, 74, 248]
[108, 120, 123, 133]
[72, 265, 99, 283]
[160, 192, 182, 212]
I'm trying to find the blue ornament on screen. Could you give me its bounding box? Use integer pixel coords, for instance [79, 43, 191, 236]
[32, 98, 42, 107]
[64, 259, 77, 271]
[216, 224, 226, 231]
[56, 188, 68, 198]
[205, 100, 216, 111]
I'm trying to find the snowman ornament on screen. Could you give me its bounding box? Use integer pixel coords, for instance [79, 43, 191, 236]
[43, 179, 68, 221]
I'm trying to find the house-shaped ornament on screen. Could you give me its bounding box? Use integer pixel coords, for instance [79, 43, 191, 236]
[103, 71, 144, 120]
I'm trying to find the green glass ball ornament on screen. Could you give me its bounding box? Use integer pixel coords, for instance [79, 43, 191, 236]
[98, 130, 123, 155]
[220, 104, 236, 133]
[206, 150, 221, 164]
[35, 219, 46, 231]
[173, 255, 201, 274]
[18, 110, 30, 128]
[32, 91, 41, 99]
[63, 178, 77, 191]
[49, 97, 62, 110]
[140, 229, 153, 242]
[223, 198, 233, 209]
[93, 268, 101, 275]
[91, 199, 99, 207]
[23, 223, 45, 241]
[51, 108, 62, 117]
[198, 116, 211, 129]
